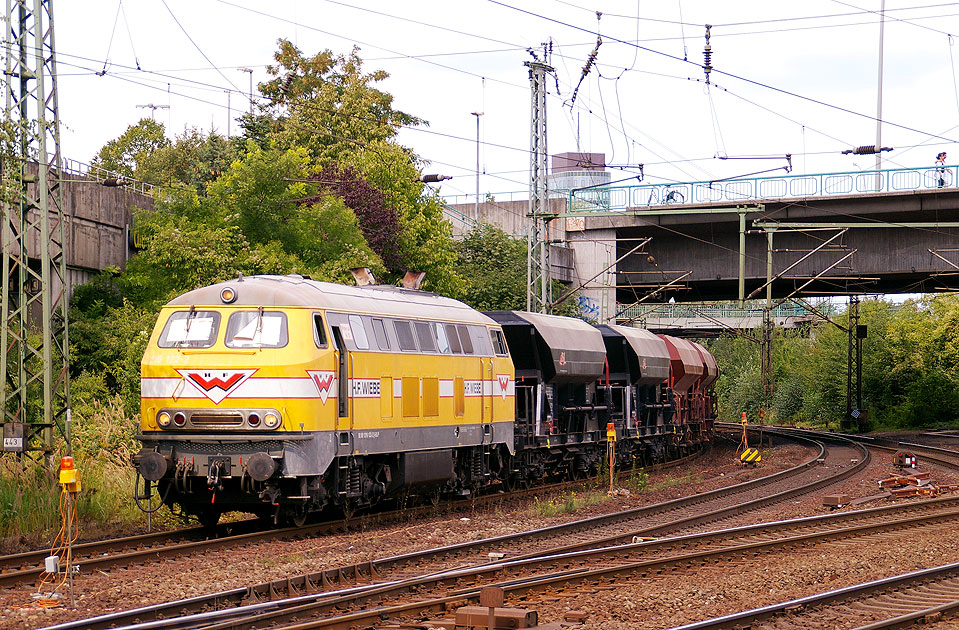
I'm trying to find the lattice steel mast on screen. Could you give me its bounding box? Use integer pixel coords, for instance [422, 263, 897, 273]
[1, 0, 69, 457]
[525, 57, 555, 314]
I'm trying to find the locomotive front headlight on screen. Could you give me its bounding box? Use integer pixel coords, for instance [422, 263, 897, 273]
[157, 411, 171, 428]
[263, 412, 281, 429]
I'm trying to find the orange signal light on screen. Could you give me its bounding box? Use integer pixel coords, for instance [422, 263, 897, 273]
[59, 456, 74, 471]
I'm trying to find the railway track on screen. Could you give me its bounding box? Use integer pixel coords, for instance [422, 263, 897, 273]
[669, 561, 959, 629]
[0, 447, 708, 590]
[42, 432, 867, 630]
[52, 476, 959, 630]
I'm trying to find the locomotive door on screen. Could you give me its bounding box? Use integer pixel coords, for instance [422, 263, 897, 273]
[482, 358, 493, 444]
[331, 326, 353, 435]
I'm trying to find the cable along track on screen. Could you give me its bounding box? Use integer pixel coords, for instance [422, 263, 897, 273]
[43, 433, 867, 630]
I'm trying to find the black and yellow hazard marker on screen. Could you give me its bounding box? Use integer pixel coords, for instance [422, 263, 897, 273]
[740, 448, 761, 464]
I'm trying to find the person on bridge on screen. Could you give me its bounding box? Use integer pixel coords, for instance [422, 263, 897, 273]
[937, 151, 948, 187]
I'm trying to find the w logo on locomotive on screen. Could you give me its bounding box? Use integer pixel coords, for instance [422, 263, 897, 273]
[177, 369, 256, 404]
[497, 374, 510, 400]
[307, 370, 336, 404]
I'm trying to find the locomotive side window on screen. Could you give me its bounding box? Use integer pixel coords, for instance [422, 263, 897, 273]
[157, 310, 220, 348]
[456, 325, 474, 354]
[469, 325, 494, 355]
[434, 323, 451, 354]
[445, 324, 462, 354]
[490, 329, 509, 356]
[225, 311, 288, 348]
[372, 318, 390, 349]
[394, 320, 417, 351]
[413, 322, 436, 352]
[313, 314, 328, 348]
[348, 315, 370, 350]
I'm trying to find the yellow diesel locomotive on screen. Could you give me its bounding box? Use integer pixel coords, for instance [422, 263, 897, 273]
[134, 275, 515, 526]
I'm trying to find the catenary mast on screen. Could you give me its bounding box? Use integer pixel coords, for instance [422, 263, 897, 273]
[1, 0, 70, 459]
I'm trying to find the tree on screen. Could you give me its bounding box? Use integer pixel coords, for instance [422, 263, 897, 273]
[136, 128, 242, 195]
[205, 142, 385, 282]
[91, 118, 169, 178]
[258, 40, 463, 295]
[456, 223, 528, 311]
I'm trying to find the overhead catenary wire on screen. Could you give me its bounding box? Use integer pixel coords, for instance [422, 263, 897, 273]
[486, 0, 959, 145]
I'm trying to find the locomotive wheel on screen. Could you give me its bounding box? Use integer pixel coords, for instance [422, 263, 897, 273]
[284, 508, 308, 528]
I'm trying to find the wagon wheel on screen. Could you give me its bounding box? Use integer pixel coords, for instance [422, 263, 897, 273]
[198, 510, 221, 529]
[287, 508, 308, 528]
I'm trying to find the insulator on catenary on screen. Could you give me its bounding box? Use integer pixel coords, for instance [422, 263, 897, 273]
[841, 145, 894, 155]
[703, 24, 713, 84]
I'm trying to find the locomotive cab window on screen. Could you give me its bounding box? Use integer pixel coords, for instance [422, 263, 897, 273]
[313, 314, 328, 348]
[490, 329, 509, 356]
[158, 310, 220, 348]
[225, 311, 288, 348]
[434, 323, 452, 354]
[348, 315, 370, 350]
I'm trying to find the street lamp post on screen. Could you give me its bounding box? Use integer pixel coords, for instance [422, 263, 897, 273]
[238, 67, 253, 114]
[471, 111, 483, 223]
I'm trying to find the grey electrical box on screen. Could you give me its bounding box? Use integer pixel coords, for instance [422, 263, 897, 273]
[2, 423, 24, 452]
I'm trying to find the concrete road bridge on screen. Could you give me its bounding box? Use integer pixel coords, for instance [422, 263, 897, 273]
[450, 162, 959, 323]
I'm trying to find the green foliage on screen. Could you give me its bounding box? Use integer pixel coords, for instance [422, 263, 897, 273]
[709, 297, 959, 430]
[260, 40, 422, 159]
[70, 302, 157, 417]
[91, 118, 169, 177]
[136, 128, 242, 195]
[530, 490, 605, 517]
[456, 223, 527, 311]
[628, 461, 649, 494]
[121, 209, 306, 307]
[258, 40, 462, 295]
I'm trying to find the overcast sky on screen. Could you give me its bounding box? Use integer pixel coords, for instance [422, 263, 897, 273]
[53, 1, 959, 202]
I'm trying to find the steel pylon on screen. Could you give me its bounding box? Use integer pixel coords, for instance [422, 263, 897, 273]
[525, 59, 554, 314]
[1, 0, 69, 458]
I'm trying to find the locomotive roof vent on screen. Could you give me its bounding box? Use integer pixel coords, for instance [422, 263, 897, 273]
[401, 271, 426, 290]
[350, 267, 377, 286]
